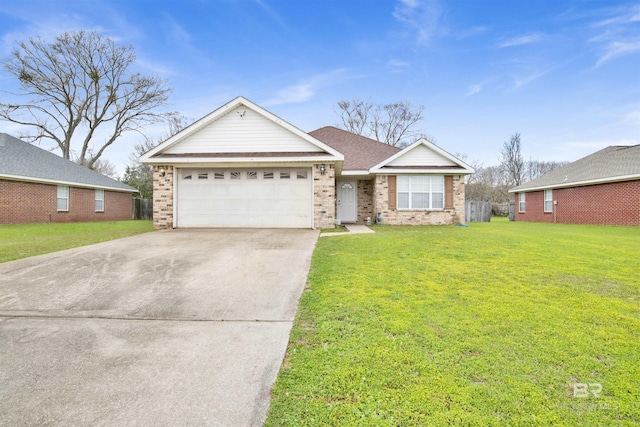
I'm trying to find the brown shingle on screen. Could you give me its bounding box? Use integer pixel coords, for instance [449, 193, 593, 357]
[309, 126, 400, 171]
[511, 145, 640, 192]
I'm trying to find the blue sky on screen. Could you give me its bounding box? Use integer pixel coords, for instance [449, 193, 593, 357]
[0, 0, 638, 175]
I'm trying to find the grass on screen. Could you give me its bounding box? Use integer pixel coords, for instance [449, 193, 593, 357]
[266, 217, 640, 426]
[321, 224, 348, 233]
[0, 220, 154, 263]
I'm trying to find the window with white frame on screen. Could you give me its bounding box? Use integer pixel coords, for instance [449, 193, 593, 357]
[95, 189, 104, 212]
[519, 192, 526, 212]
[544, 190, 553, 213]
[57, 186, 69, 211]
[397, 175, 444, 210]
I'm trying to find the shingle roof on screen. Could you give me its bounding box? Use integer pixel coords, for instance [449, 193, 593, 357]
[0, 133, 136, 192]
[309, 126, 401, 171]
[510, 145, 640, 192]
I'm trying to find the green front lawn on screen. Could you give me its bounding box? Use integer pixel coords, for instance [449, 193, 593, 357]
[0, 220, 154, 263]
[266, 218, 640, 426]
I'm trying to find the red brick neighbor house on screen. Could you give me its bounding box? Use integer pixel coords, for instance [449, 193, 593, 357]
[141, 96, 474, 229]
[0, 133, 136, 224]
[509, 145, 640, 226]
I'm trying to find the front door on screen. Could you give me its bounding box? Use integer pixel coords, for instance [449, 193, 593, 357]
[337, 181, 357, 223]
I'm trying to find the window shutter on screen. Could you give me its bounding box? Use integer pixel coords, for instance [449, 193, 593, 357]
[388, 175, 396, 210]
[444, 175, 454, 209]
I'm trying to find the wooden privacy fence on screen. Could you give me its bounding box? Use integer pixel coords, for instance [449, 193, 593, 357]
[465, 200, 492, 223]
[133, 198, 153, 220]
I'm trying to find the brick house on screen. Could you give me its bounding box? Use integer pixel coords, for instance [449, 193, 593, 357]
[509, 145, 640, 226]
[0, 133, 136, 224]
[141, 97, 474, 229]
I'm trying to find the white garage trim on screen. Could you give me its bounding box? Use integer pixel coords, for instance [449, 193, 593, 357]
[175, 167, 313, 228]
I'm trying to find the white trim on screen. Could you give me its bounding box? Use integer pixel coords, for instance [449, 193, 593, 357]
[140, 96, 344, 162]
[369, 138, 475, 174]
[142, 155, 339, 164]
[372, 168, 469, 174]
[340, 170, 371, 176]
[509, 174, 640, 193]
[0, 173, 136, 193]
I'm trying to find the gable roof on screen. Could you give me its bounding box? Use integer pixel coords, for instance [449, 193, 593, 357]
[141, 96, 343, 163]
[370, 138, 475, 174]
[308, 126, 400, 172]
[0, 133, 136, 193]
[510, 145, 640, 192]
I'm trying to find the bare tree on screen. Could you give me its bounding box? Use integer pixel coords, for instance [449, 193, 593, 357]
[122, 114, 190, 198]
[336, 98, 425, 147]
[335, 98, 373, 135]
[527, 159, 568, 181]
[500, 133, 526, 186]
[0, 30, 176, 169]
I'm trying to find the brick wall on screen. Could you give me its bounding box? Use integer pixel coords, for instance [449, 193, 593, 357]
[313, 163, 336, 229]
[0, 179, 132, 224]
[373, 174, 466, 225]
[355, 179, 374, 224]
[152, 165, 174, 229]
[514, 180, 640, 226]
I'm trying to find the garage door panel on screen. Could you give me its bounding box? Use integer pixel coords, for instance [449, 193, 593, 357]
[177, 168, 312, 228]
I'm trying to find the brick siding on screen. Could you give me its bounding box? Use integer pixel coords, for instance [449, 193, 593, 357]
[356, 179, 375, 224]
[152, 165, 174, 229]
[313, 163, 336, 229]
[0, 179, 132, 224]
[514, 180, 640, 226]
[372, 174, 466, 225]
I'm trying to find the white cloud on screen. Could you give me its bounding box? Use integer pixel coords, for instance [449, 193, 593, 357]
[595, 39, 640, 67]
[393, 0, 442, 46]
[263, 69, 348, 106]
[387, 59, 410, 73]
[467, 81, 486, 96]
[498, 33, 544, 48]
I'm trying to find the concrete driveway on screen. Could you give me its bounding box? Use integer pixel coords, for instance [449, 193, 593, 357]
[0, 228, 318, 426]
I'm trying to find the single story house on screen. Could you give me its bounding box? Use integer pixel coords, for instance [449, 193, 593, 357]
[509, 145, 640, 226]
[141, 96, 474, 229]
[0, 133, 136, 224]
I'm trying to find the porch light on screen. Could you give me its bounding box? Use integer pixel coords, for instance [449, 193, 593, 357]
[159, 167, 166, 177]
[320, 164, 326, 175]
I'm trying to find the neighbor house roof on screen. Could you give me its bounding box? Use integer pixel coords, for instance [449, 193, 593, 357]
[309, 126, 401, 172]
[510, 145, 640, 193]
[0, 133, 136, 193]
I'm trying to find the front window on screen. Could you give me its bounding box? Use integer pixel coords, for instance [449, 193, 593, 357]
[95, 189, 104, 212]
[544, 190, 553, 213]
[397, 175, 444, 210]
[519, 192, 526, 212]
[57, 186, 69, 211]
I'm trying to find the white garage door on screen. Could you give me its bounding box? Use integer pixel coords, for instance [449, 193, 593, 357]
[176, 168, 312, 228]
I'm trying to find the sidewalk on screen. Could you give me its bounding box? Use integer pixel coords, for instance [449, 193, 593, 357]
[319, 224, 375, 237]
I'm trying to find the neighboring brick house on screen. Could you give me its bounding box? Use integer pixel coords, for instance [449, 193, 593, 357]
[141, 97, 474, 229]
[509, 145, 640, 226]
[0, 133, 136, 224]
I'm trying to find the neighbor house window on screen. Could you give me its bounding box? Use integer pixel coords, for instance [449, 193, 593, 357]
[397, 175, 444, 209]
[544, 190, 553, 213]
[198, 172, 208, 180]
[214, 172, 224, 179]
[57, 186, 69, 212]
[296, 170, 308, 179]
[95, 189, 104, 212]
[263, 172, 274, 179]
[230, 171, 241, 179]
[519, 192, 526, 212]
[247, 171, 257, 179]
[280, 171, 290, 179]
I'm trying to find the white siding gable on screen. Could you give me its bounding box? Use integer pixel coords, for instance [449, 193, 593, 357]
[164, 107, 323, 154]
[387, 144, 458, 167]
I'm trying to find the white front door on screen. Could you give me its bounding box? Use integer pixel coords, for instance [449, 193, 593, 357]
[337, 181, 357, 223]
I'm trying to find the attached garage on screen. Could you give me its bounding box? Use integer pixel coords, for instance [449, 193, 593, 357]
[176, 167, 313, 228]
